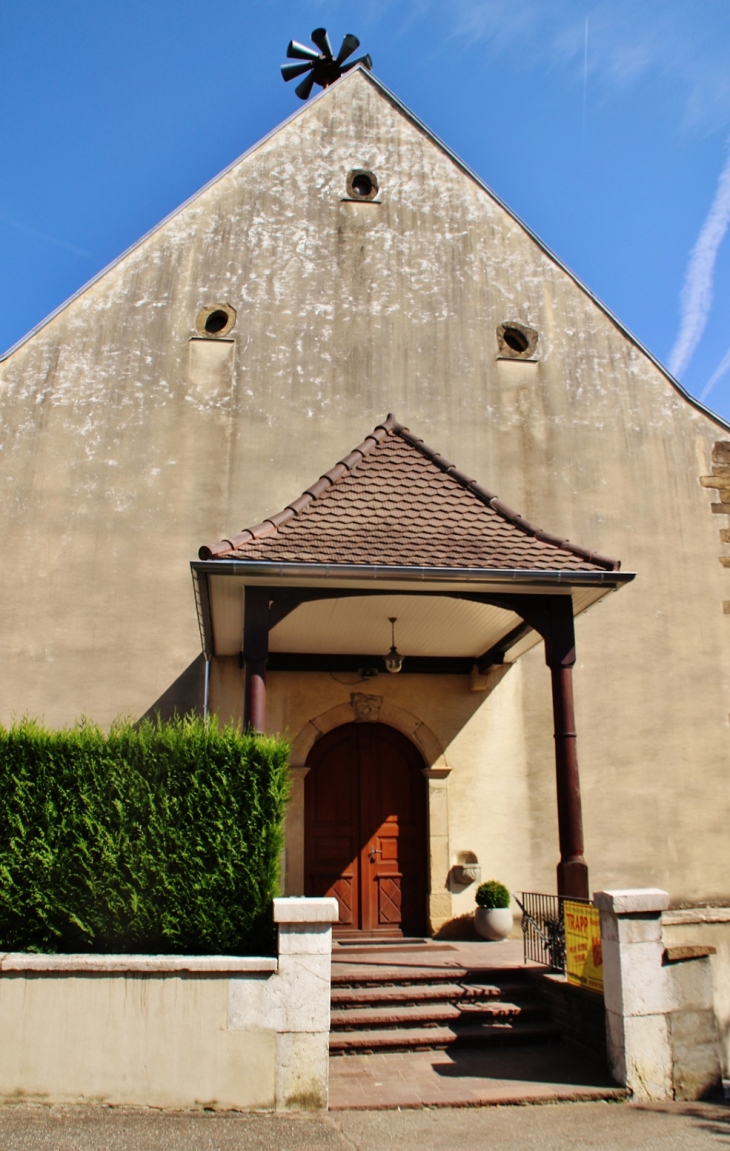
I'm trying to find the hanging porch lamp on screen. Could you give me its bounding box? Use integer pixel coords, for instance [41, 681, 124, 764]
[385, 617, 404, 674]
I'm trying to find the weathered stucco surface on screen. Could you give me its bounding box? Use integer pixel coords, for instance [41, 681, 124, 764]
[1, 69, 729, 902]
[0, 898, 337, 1110]
[0, 969, 275, 1109]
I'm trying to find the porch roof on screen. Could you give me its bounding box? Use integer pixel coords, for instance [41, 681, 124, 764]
[191, 417, 633, 666]
[198, 414, 620, 573]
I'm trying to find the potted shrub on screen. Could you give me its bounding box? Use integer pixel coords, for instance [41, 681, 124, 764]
[474, 880, 513, 941]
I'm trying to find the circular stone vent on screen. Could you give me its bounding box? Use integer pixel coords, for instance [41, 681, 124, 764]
[347, 169, 379, 201]
[195, 304, 237, 338]
[496, 321, 538, 359]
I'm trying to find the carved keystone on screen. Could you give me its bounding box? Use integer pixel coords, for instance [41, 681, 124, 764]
[350, 692, 383, 723]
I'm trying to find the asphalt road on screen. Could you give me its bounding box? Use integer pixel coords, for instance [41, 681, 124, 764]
[0, 1102, 728, 1151]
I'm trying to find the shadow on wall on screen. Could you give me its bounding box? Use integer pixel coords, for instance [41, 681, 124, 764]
[140, 655, 206, 722]
[435, 663, 515, 754]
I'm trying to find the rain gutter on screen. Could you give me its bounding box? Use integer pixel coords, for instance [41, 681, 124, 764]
[190, 559, 635, 587]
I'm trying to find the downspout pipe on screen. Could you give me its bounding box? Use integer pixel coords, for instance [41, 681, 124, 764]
[203, 657, 211, 722]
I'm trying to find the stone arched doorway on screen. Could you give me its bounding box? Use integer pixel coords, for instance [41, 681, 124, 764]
[304, 722, 428, 937]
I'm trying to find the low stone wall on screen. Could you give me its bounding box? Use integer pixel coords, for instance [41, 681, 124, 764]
[663, 907, 730, 1077]
[0, 896, 338, 1111]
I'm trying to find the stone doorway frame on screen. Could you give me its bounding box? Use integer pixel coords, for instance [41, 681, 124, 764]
[285, 694, 452, 932]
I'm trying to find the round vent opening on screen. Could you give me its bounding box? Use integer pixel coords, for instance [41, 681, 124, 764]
[205, 309, 229, 335]
[352, 173, 373, 197]
[496, 321, 538, 359]
[346, 169, 379, 201]
[195, 304, 236, 339]
[503, 326, 530, 354]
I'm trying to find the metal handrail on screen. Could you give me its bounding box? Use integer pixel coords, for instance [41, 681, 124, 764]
[513, 892, 552, 949]
[516, 891, 591, 972]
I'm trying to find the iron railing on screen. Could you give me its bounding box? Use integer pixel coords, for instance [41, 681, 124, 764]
[515, 892, 591, 972]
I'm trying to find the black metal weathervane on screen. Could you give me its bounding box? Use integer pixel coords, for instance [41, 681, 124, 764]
[281, 29, 373, 101]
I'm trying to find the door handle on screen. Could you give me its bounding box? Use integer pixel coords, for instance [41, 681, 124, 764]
[369, 846, 382, 863]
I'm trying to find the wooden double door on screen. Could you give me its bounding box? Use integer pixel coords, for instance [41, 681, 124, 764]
[304, 723, 428, 936]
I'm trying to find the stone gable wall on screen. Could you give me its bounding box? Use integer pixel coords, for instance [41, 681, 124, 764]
[0, 71, 728, 901]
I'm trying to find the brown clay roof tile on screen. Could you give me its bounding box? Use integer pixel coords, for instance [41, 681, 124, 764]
[198, 415, 620, 572]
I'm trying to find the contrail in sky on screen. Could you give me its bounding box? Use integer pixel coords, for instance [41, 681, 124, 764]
[701, 343, 730, 402]
[668, 147, 730, 379]
[0, 208, 95, 261]
[582, 18, 588, 133]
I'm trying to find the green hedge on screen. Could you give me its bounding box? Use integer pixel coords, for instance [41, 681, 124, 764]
[0, 716, 290, 955]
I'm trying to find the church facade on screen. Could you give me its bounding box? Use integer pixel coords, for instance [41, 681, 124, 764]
[1, 68, 729, 932]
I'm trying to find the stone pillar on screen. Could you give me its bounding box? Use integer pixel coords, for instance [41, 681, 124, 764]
[595, 888, 721, 1101]
[272, 897, 338, 1110]
[596, 888, 672, 1100]
[284, 766, 310, 895]
[423, 767, 452, 932]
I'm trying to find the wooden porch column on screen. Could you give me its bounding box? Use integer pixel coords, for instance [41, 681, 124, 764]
[541, 598, 589, 901]
[549, 661, 588, 900]
[506, 593, 589, 901]
[243, 587, 269, 732]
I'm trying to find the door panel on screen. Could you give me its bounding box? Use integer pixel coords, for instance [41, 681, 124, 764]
[377, 874, 403, 926]
[305, 726, 360, 931]
[304, 723, 427, 936]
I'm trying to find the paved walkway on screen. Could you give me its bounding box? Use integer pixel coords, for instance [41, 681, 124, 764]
[0, 1102, 727, 1150]
[330, 936, 620, 1109]
[329, 1045, 624, 1109]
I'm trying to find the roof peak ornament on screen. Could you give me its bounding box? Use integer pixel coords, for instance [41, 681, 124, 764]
[281, 28, 373, 100]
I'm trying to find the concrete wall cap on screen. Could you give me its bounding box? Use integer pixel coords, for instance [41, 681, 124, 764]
[273, 897, 339, 924]
[0, 953, 278, 974]
[663, 944, 716, 962]
[594, 888, 670, 914]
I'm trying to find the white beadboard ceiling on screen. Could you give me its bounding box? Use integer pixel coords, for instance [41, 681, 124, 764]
[270, 594, 519, 657]
[207, 575, 612, 660]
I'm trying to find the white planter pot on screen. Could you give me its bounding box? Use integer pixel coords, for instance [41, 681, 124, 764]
[475, 906, 513, 941]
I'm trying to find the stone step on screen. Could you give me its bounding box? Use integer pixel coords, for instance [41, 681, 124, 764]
[331, 1000, 532, 1030]
[329, 1019, 561, 1055]
[331, 965, 529, 989]
[333, 939, 432, 949]
[331, 966, 471, 987]
[331, 979, 535, 1007]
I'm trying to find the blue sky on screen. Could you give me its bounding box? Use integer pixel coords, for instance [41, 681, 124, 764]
[3, 1, 730, 419]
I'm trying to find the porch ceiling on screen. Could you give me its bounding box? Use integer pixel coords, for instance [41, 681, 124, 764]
[271, 594, 516, 658]
[203, 574, 615, 663]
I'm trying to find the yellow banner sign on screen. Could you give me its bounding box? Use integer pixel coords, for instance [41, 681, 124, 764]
[563, 901, 604, 994]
